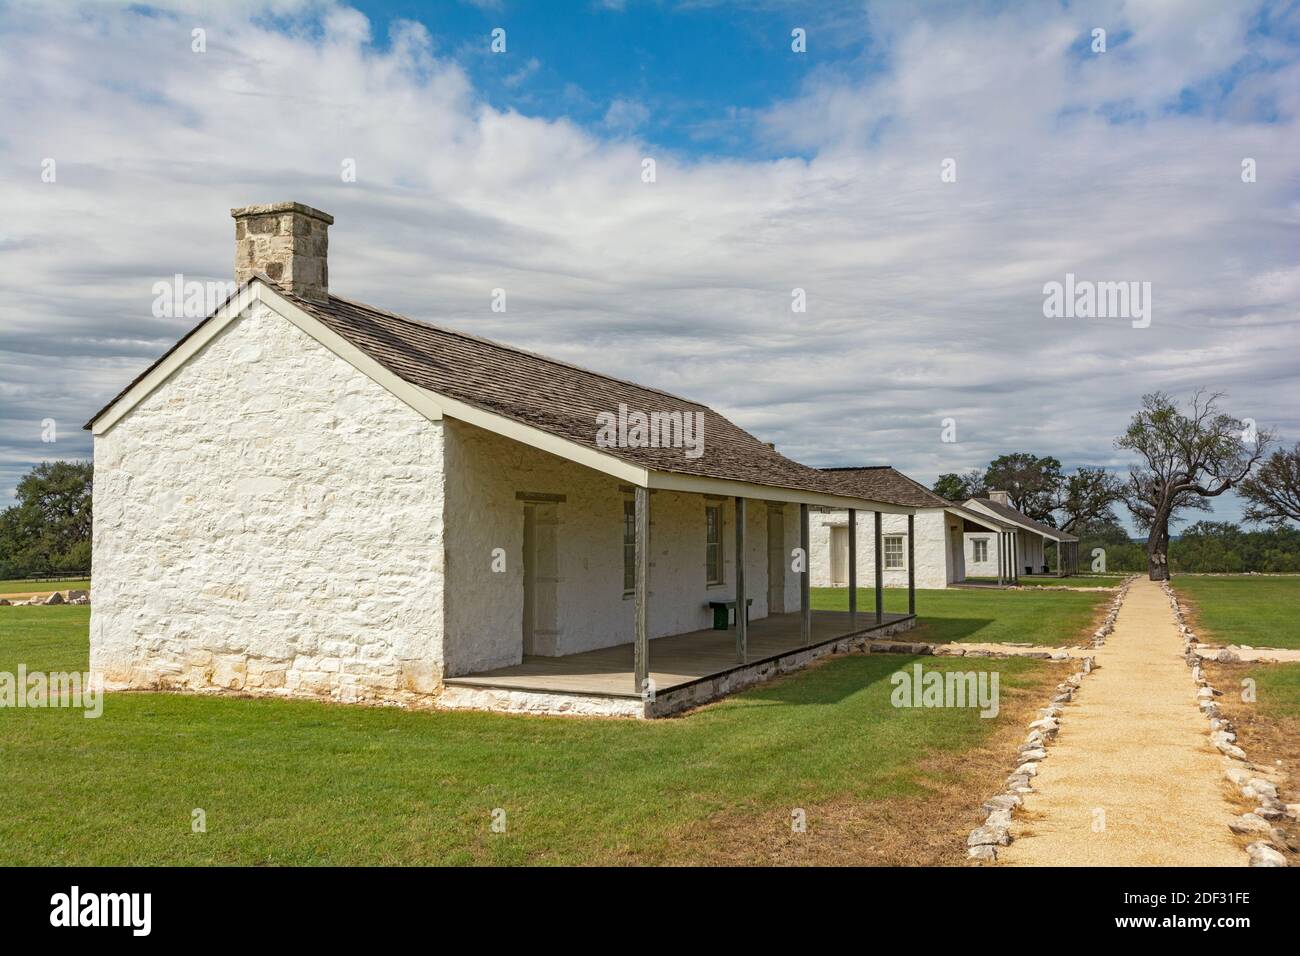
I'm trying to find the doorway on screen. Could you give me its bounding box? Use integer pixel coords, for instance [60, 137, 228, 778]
[830, 525, 849, 586]
[522, 502, 560, 655]
[767, 504, 785, 613]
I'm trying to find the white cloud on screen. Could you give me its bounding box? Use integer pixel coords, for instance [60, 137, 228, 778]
[0, 0, 1297, 532]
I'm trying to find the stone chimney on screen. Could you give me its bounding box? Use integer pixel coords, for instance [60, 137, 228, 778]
[989, 489, 1010, 506]
[231, 202, 333, 302]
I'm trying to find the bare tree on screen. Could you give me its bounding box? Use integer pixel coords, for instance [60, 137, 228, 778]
[1237, 443, 1300, 526]
[1115, 391, 1270, 581]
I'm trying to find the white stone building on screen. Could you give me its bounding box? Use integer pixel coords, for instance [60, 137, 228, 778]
[961, 492, 1081, 580]
[808, 470, 1080, 589]
[86, 202, 921, 718]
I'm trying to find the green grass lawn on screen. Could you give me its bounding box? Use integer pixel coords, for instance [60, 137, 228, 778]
[813, 586, 1106, 646]
[0, 604, 1055, 865]
[0, 577, 90, 595]
[1241, 662, 1300, 719]
[1173, 576, 1300, 650]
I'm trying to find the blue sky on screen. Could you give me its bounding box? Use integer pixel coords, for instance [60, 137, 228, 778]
[2, 0, 1299, 536]
[345, 0, 858, 158]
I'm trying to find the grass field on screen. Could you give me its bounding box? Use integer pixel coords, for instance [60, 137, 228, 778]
[813, 586, 1107, 646]
[1203, 660, 1300, 863]
[1173, 576, 1300, 650]
[0, 578, 90, 595]
[0, 603, 1065, 865]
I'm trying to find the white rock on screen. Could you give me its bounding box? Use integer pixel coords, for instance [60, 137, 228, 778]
[985, 809, 1013, 829]
[967, 825, 1012, 847]
[1228, 813, 1272, 835]
[1246, 842, 1287, 867]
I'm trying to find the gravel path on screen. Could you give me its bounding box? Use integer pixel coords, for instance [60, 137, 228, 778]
[999, 577, 1243, 866]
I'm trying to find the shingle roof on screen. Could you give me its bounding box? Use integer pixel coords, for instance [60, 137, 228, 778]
[967, 497, 1079, 541]
[818, 466, 951, 509]
[88, 281, 901, 504]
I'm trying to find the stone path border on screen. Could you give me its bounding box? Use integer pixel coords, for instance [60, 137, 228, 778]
[1194, 645, 1300, 664]
[1164, 582, 1294, 867]
[964, 578, 1134, 861]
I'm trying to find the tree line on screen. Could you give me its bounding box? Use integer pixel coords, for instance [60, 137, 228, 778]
[934, 390, 1300, 579]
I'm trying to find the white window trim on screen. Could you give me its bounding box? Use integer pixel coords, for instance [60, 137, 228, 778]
[883, 534, 906, 571]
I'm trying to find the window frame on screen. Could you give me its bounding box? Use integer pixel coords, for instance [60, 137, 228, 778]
[622, 499, 636, 595]
[973, 538, 989, 563]
[705, 503, 725, 586]
[883, 534, 906, 570]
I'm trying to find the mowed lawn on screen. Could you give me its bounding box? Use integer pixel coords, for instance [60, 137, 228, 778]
[0, 604, 1063, 866]
[813, 586, 1108, 646]
[0, 578, 90, 595]
[1173, 576, 1300, 650]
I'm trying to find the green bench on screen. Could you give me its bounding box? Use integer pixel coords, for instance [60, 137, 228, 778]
[707, 598, 753, 630]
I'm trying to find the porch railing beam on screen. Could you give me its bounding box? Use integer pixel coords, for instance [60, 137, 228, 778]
[633, 486, 650, 695]
[800, 503, 811, 644]
[907, 512, 916, 616]
[874, 511, 884, 625]
[735, 496, 747, 664]
[847, 508, 857, 624]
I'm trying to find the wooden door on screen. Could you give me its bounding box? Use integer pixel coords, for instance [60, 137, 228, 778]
[522, 503, 560, 655]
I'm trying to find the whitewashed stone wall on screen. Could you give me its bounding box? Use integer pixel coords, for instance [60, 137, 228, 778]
[442, 420, 797, 675]
[963, 531, 1000, 577]
[808, 508, 953, 590]
[964, 531, 1049, 577]
[91, 301, 446, 705]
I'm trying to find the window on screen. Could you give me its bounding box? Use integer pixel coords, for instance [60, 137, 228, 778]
[705, 504, 724, 585]
[623, 500, 636, 594]
[884, 535, 905, 570]
[973, 538, 989, 563]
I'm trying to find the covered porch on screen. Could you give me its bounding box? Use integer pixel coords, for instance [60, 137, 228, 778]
[442, 474, 919, 717]
[444, 608, 913, 701]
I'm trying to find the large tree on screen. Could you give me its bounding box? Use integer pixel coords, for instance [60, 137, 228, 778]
[1115, 391, 1270, 581]
[0, 460, 93, 578]
[983, 453, 1063, 523]
[932, 469, 985, 501]
[1237, 442, 1300, 526]
[1056, 466, 1124, 534]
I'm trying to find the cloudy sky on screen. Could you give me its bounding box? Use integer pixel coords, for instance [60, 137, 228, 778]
[2, 0, 1297, 531]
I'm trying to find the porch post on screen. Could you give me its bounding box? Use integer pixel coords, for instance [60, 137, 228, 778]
[847, 508, 858, 623]
[735, 496, 747, 664]
[907, 512, 916, 616]
[633, 486, 650, 695]
[997, 532, 1005, 587]
[874, 510, 884, 624]
[800, 503, 811, 644]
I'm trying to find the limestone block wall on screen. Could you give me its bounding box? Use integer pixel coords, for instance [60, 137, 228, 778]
[90, 301, 446, 705]
[441, 420, 794, 675]
[808, 507, 951, 590]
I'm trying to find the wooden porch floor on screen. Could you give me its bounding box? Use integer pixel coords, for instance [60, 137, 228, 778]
[444, 610, 914, 698]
